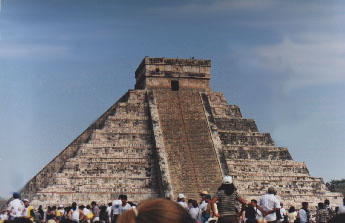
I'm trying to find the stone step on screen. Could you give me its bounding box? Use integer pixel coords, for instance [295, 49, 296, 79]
[215, 118, 259, 132]
[219, 132, 274, 146]
[223, 145, 292, 160]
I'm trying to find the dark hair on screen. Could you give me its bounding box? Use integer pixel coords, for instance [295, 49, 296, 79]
[117, 199, 194, 223]
[127, 201, 136, 207]
[289, 206, 295, 213]
[191, 200, 198, 208]
[205, 195, 211, 200]
[218, 183, 236, 195]
[302, 202, 309, 208]
[187, 199, 193, 204]
[79, 205, 85, 210]
[52, 206, 57, 210]
[343, 198, 345, 206]
[251, 199, 257, 204]
[119, 194, 128, 200]
[86, 205, 90, 209]
[318, 202, 324, 209]
[91, 201, 96, 206]
[72, 202, 77, 211]
[108, 202, 112, 206]
[325, 199, 330, 205]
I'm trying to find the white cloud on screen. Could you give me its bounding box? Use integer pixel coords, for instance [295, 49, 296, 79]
[0, 43, 71, 58]
[252, 34, 345, 90]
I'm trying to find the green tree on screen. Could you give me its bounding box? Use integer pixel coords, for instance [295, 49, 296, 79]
[326, 179, 345, 196]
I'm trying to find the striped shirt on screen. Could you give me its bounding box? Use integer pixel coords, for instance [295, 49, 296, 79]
[214, 190, 239, 216]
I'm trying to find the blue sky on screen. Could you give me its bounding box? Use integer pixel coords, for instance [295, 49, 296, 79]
[0, 0, 344, 198]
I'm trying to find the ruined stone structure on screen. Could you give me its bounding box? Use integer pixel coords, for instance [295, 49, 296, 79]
[21, 57, 342, 208]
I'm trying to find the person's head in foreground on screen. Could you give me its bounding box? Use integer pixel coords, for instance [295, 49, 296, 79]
[117, 198, 194, 223]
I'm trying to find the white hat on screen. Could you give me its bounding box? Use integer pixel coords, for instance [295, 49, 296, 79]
[59, 204, 64, 208]
[178, 194, 185, 199]
[222, 176, 233, 184]
[23, 199, 29, 202]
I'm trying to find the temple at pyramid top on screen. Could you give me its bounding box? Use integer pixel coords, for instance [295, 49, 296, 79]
[135, 57, 211, 91]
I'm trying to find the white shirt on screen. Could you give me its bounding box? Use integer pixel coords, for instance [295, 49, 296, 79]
[59, 209, 65, 217]
[177, 201, 189, 211]
[199, 201, 207, 212]
[288, 212, 297, 223]
[112, 200, 122, 215]
[189, 207, 202, 222]
[258, 194, 281, 221]
[119, 203, 131, 214]
[71, 209, 80, 222]
[298, 209, 307, 223]
[106, 206, 112, 218]
[83, 208, 91, 215]
[280, 207, 286, 217]
[338, 203, 345, 214]
[7, 199, 25, 218]
[255, 208, 263, 218]
[0, 213, 9, 220]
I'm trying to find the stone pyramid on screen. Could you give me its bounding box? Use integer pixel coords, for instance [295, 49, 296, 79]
[21, 57, 342, 208]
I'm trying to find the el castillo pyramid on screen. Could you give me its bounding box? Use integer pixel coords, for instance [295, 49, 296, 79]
[21, 57, 342, 208]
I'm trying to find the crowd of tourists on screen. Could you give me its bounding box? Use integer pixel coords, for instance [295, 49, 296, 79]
[1, 176, 345, 223]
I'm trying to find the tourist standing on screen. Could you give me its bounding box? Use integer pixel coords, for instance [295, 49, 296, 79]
[324, 199, 335, 219]
[23, 199, 35, 222]
[67, 202, 85, 223]
[119, 195, 132, 214]
[37, 205, 44, 221]
[189, 200, 202, 222]
[111, 196, 122, 223]
[211, 176, 250, 223]
[177, 194, 189, 211]
[91, 201, 100, 223]
[7, 192, 25, 220]
[287, 206, 297, 223]
[199, 191, 208, 211]
[106, 203, 112, 223]
[0, 209, 8, 221]
[201, 194, 213, 223]
[242, 201, 258, 223]
[258, 187, 281, 223]
[315, 202, 331, 223]
[298, 202, 310, 223]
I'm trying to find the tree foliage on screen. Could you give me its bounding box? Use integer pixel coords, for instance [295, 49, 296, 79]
[326, 179, 345, 196]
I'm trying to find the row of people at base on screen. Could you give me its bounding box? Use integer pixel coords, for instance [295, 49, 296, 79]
[175, 176, 345, 223]
[2, 176, 345, 223]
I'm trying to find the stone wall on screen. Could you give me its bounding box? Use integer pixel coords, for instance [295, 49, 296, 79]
[21, 90, 162, 207]
[204, 91, 342, 209]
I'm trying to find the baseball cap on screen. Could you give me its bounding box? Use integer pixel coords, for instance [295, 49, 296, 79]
[222, 176, 233, 184]
[178, 194, 185, 199]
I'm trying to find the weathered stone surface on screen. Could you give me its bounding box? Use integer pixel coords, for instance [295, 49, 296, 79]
[20, 57, 342, 209]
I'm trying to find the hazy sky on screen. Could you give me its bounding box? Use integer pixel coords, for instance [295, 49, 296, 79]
[0, 0, 344, 198]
